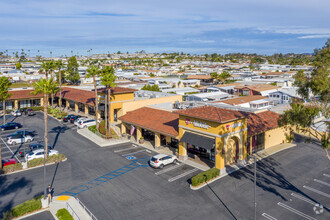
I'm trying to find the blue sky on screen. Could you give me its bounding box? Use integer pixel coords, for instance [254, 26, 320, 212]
[0, 0, 329, 56]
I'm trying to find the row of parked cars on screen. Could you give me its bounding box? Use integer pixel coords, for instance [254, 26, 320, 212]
[63, 115, 97, 129]
[11, 108, 36, 117]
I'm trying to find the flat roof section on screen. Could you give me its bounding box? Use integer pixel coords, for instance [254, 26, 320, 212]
[119, 107, 179, 137]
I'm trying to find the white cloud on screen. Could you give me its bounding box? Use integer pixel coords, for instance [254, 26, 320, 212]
[298, 34, 330, 39]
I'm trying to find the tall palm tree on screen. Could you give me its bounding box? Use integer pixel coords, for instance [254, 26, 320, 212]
[0, 77, 12, 169]
[100, 66, 117, 136]
[32, 78, 58, 158]
[0, 77, 12, 125]
[86, 64, 100, 130]
[55, 60, 64, 112]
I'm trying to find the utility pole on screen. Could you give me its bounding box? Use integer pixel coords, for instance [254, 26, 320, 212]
[254, 154, 257, 220]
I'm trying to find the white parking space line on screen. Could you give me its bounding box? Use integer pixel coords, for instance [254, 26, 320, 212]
[155, 163, 183, 175]
[314, 179, 330, 187]
[1, 137, 20, 162]
[323, 174, 330, 178]
[303, 185, 330, 198]
[122, 149, 146, 157]
[262, 213, 277, 220]
[114, 146, 137, 153]
[168, 168, 198, 182]
[291, 193, 318, 206]
[277, 202, 317, 220]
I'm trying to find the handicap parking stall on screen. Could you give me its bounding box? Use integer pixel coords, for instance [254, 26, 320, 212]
[111, 143, 201, 185]
[262, 171, 330, 220]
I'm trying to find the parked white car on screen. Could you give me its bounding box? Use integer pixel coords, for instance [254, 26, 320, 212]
[25, 149, 59, 161]
[74, 117, 89, 126]
[11, 110, 22, 117]
[149, 154, 178, 169]
[77, 119, 96, 129]
[7, 135, 33, 145]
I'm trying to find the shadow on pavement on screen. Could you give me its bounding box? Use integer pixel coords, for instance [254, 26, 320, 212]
[49, 126, 70, 149]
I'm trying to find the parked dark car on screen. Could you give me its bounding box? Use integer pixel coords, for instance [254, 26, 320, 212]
[63, 115, 76, 122]
[70, 115, 83, 123]
[1, 122, 22, 131]
[7, 130, 36, 139]
[2, 159, 18, 167]
[24, 108, 35, 116]
[19, 143, 53, 157]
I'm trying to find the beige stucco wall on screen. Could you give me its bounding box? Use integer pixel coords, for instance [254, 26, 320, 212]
[119, 95, 183, 118]
[264, 127, 286, 149]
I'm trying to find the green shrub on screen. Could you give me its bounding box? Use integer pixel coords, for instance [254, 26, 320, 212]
[2, 195, 43, 218]
[31, 106, 43, 111]
[56, 208, 74, 220]
[28, 154, 66, 168]
[98, 120, 106, 135]
[2, 163, 23, 174]
[191, 168, 220, 187]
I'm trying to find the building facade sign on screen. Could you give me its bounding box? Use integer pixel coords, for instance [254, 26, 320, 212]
[226, 122, 243, 130]
[186, 118, 211, 129]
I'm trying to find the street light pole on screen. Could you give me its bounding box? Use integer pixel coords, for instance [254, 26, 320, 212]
[254, 154, 257, 220]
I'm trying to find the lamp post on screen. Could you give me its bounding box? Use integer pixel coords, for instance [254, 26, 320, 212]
[253, 154, 257, 220]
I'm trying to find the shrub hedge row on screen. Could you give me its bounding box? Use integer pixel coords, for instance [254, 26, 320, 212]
[191, 168, 220, 187]
[56, 208, 74, 220]
[27, 154, 66, 168]
[2, 195, 43, 219]
[2, 163, 23, 174]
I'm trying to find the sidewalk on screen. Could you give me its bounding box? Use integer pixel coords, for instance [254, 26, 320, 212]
[191, 143, 296, 190]
[77, 128, 130, 147]
[49, 196, 93, 220]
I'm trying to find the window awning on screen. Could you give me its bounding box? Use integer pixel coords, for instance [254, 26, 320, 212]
[180, 132, 215, 150]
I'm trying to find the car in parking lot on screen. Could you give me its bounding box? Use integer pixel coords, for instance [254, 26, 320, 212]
[25, 149, 59, 161]
[19, 143, 53, 157]
[23, 108, 35, 116]
[70, 115, 84, 123]
[74, 117, 88, 125]
[1, 122, 22, 131]
[1, 159, 18, 167]
[11, 110, 22, 117]
[63, 115, 75, 122]
[7, 130, 36, 139]
[7, 134, 33, 145]
[77, 119, 96, 129]
[149, 154, 178, 169]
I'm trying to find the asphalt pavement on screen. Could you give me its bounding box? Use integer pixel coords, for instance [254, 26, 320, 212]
[0, 112, 329, 220]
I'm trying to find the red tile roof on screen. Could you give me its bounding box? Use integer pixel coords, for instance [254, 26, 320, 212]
[97, 87, 137, 94]
[119, 107, 179, 137]
[176, 106, 247, 123]
[8, 89, 43, 100]
[235, 84, 279, 92]
[187, 75, 212, 80]
[56, 87, 96, 106]
[247, 111, 280, 136]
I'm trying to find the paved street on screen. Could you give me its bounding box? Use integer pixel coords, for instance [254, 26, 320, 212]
[0, 112, 329, 219]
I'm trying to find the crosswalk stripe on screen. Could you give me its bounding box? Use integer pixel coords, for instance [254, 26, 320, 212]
[168, 168, 198, 182]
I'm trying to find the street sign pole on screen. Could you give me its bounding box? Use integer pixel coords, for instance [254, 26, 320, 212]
[254, 154, 257, 220]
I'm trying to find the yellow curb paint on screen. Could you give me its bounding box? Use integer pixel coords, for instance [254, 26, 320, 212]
[57, 196, 70, 201]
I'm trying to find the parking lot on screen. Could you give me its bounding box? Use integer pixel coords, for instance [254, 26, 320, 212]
[1, 112, 329, 219]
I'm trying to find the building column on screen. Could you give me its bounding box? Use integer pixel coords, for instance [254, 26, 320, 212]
[166, 136, 171, 145]
[40, 98, 44, 106]
[121, 123, 126, 134]
[58, 98, 62, 108]
[14, 100, 18, 109]
[74, 102, 79, 113]
[178, 142, 188, 160]
[96, 110, 101, 121]
[84, 105, 89, 115]
[215, 137, 225, 170]
[136, 127, 142, 141]
[66, 100, 70, 109]
[155, 133, 161, 149]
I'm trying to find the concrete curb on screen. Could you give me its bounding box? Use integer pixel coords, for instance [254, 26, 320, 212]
[190, 144, 296, 190]
[14, 208, 50, 220]
[1, 158, 67, 176]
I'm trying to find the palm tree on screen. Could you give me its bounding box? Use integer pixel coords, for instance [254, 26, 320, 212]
[100, 66, 117, 136]
[0, 77, 12, 169]
[55, 60, 64, 112]
[31, 78, 58, 159]
[86, 64, 100, 130]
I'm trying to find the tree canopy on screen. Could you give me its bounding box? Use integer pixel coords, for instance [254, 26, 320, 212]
[66, 56, 80, 84]
[278, 39, 330, 158]
[141, 84, 160, 92]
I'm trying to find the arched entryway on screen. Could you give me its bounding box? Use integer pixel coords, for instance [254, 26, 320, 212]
[225, 136, 240, 165]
